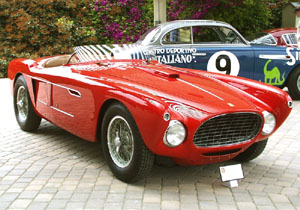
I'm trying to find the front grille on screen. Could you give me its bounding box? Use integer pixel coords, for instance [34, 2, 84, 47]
[193, 113, 262, 147]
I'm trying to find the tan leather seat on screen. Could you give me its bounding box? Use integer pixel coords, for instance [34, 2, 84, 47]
[44, 55, 71, 68]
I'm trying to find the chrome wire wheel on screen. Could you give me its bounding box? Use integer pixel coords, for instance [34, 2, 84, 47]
[107, 116, 134, 168]
[16, 86, 29, 122]
[297, 75, 300, 92]
[287, 67, 300, 100]
[101, 102, 154, 182]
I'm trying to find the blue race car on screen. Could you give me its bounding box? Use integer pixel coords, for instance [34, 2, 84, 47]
[137, 20, 300, 99]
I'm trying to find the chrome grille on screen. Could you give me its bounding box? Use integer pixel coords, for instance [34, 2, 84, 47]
[193, 113, 262, 147]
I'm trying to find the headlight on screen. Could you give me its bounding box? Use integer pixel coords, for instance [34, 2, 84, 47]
[262, 111, 276, 135]
[164, 120, 186, 147]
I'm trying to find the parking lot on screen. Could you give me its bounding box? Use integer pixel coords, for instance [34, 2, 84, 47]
[0, 78, 299, 210]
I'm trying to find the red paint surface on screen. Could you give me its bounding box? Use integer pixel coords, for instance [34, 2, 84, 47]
[264, 28, 297, 47]
[8, 56, 292, 165]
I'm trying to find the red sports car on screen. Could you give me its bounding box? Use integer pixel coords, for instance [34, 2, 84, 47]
[8, 45, 293, 182]
[249, 28, 297, 47]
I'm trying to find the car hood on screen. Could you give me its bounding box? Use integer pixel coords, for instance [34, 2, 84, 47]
[74, 61, 260, 114]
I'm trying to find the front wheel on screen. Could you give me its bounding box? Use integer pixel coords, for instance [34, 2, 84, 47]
[101, 102, 154, 183]
[233, 139, 268, 162]
[287, 67, 300, 100]
[13, 76, 41, 131]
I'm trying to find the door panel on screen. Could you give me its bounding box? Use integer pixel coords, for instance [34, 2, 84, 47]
[192, 45, 255, 79]
[33, 67, 96, 141]
[156, 45, 255, 80]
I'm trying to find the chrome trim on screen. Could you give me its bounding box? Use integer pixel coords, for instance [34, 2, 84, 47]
[163, 112, 171, 121]
[262, 111, 276, 135]
[30, 76, 82, 98]
[68, 89, 81, 98]
[16, 86, 29, 122]
[158, 23, 248, 46]
[259, 54, 290, 60]
[192, 52, 207, 56]
[37, 99, 74, 117]
[193, 112, 262, 148]
[107, 115, 134, 168]
[163, 120, 186, 147]
[37, 99, 47, 106]
[190, 26, 193, 44]
[50, 106, 74, 117]
[288, 101, 293, 108]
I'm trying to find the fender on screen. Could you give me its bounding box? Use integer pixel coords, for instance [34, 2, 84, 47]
[287, 63, 300, 81]
[91, 79, 174, 154]
[203, 71, 292, 131]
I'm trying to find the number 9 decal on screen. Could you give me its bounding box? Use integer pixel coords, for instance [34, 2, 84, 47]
[207, 51, 240, 76]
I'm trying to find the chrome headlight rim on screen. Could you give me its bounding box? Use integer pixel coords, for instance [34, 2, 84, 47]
[262, 111, 276, 135]
[163, 120, 186, 147]
[288, 100, 293, 108]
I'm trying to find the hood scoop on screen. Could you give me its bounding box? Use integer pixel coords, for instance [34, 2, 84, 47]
[154, 70, 179, 79]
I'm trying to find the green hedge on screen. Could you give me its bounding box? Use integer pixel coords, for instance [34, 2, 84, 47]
[0, 0, 288, 78]
[0, 0, 154, 77]
[168, 0, 288, 37]
[0, 0, 96, 77]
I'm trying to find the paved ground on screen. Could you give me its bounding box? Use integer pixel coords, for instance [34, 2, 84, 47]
[0, 78, 299, 210]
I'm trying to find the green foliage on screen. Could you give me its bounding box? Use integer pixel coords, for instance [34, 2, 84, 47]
[266, 0, 289, 28]
[167, 0, 289, 37]
[0, 0, 96, 77]
[0, 0, 291, 78]
[0, 0, 154, 77]
[210, 0, 271, 37]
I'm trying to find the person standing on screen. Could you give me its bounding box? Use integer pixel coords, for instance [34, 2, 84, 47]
[295, 7, 300, 48]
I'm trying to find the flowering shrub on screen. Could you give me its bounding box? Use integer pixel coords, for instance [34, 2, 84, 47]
[168, 0, 222, 20]
[0, 0, 153, 77]
[90, 0, 153, 44]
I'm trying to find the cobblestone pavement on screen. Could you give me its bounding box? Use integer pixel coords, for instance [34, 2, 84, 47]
[0, 78, 300, 210]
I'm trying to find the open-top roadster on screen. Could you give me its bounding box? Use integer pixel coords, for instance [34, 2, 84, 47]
[8, 45, 292, 182]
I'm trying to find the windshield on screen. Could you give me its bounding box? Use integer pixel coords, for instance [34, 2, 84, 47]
[247, 32, 277, 45]
[69, 44, 156, 64]
[282, 33, 297, 45]
[137, 25, 162, 45]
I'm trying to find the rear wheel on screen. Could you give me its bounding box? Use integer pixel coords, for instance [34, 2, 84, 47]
[13, 76, 41, 131]
[287, 67, 300, 100]
[101, 102, 154, 183]
[233, 139, 268, 162]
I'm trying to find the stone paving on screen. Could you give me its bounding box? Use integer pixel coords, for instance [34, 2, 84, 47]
[0, 78, 300, 210]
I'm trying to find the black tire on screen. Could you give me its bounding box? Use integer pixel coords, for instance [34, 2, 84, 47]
[233, 139, 268, 162]
[13, 76, 41, 131]
[287, 67, 300, 100]
[101, 102, 154, 183]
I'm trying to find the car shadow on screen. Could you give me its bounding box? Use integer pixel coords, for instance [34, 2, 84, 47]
[32, 120, 105, 166]
[32, 120, 257, 186]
